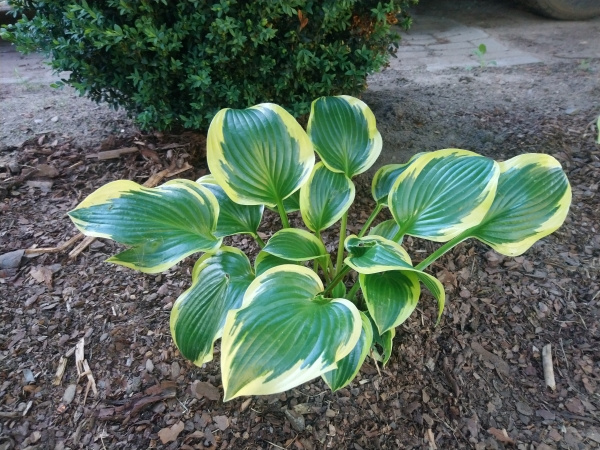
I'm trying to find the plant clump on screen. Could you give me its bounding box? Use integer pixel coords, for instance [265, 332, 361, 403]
[68, 95, 571, 401]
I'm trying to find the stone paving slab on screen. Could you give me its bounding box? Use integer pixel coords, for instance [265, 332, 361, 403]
[391, 16, 541, 72]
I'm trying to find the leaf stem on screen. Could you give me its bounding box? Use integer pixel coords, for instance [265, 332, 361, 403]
[415, 231, 472, 271]
[358, 204, 383, 238]
[325, 265, 352, 296]
[276, 200, 290, 228]
[320, 258, 332, 283]
[253, 233, 266, 249]
[392, 225, 407, 243]
[336, 211, 348, 274]
[347, 281, 361, 301]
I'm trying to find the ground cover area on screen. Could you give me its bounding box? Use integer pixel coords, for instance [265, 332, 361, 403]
[1, 4, 600, 450]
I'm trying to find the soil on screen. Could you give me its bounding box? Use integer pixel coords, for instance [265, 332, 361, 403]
[1, 0, 599, 449]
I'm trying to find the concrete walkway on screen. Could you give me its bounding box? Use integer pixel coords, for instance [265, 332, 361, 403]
[392, 16, 541, 72]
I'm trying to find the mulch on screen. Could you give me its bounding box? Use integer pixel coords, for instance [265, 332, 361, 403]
[0, 112, 599, 449]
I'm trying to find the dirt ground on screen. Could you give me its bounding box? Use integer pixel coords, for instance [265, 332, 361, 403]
[1, 0, 599, 449]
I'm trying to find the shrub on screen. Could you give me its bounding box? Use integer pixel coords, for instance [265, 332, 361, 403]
[1, 0, 415, 131]
[68, 95, 571, 401]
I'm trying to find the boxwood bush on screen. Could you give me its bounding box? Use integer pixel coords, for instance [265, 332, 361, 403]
[1, 0, 415, 131]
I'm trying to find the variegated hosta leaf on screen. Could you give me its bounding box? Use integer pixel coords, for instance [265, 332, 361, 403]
[68, 179, 221, 273]
[300, 162, 356, 233]
[207, 103, 315, 207]
[360, 270, 420, 334]
[197, 175, 264, 238]
[262, 229, 327, 261]
[369, 313, 396, 366]
[170, 247, 254, 365]
[331, 281, 347, 300]
[467, 154, 571, 256]
[221, 265, 362, 400]
[388, 149, 499, 242]
[254, 251, 299, 277]
[369, 220, 402, 243]
[322, 312, 373, 391]
[282, 190, 301, 213]
[308, 96, 382, 178]
[345, 235, 413, 273]
[345, 235, 446, 323]
[266, 190, 301, 214]
[371, 153, 423, 206]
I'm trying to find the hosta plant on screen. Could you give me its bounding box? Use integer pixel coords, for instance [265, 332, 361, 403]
[68, 96, 571, 401]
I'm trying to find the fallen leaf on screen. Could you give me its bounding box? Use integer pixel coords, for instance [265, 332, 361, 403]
[284, 409, 306, 432]
[8, 329, 26, 349]
[140, 148, 161, 163]
[34, 164, 59, 178]
[30, 266, 53, 286]
[158, 420, 184, 444]
[191, 381, 220, 401]
[565, 398, 584, 415]
[488, 427, 515, 444]
[516, 401, 533, 416]
[471, 341, 510, 378]
[536, 409, 556, 421]
[293, 403, 314, 415]
[464, 415, 479, 438]
[25, 180, 54, 192]
[213, 415, 229, 431]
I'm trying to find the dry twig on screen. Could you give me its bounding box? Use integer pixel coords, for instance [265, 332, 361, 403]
[542, 344, 556, 391]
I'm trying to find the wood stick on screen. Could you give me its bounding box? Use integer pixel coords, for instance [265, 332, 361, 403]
[52, 356, 69, 386]
[25, 233, 83, 256]
[86, 146, 138, 160]
[68, 235, 96, 260]
[542, 344, 556, 391]
[86, 142, 187, 161]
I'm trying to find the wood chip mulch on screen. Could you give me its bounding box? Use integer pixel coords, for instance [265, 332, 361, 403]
[0, 114, 599, 450]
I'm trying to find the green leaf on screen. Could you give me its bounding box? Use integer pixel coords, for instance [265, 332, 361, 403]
[371, 154, 423, 206]
[308, 96, 382, 178]
[170, 247, 254, 365]
[388, 149, 499, 242]
[254, 251, 299, 277]
[331, 281, 347, 299]
[369, 313, 395, 366]
[207, 103, 315, 208]
[369, 220, 402, 243]
[266, 190, 300, 213]
[197, 175, 263, 238]
[345, 235, 446, 324]
[322, 312, 373, 391]
[300, 162, 355, 233]
[68, 179, 221, 273]
[468, 153, 571, 256]
[221, 265, 361, 400]
[263, 229, 327, 261]
[282, 190, 301, 213]
[345, 235, 413, 273]
[360, 270, 420, 334]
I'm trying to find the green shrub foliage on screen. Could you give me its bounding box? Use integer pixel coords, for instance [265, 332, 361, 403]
[2, 0, 415, 131]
